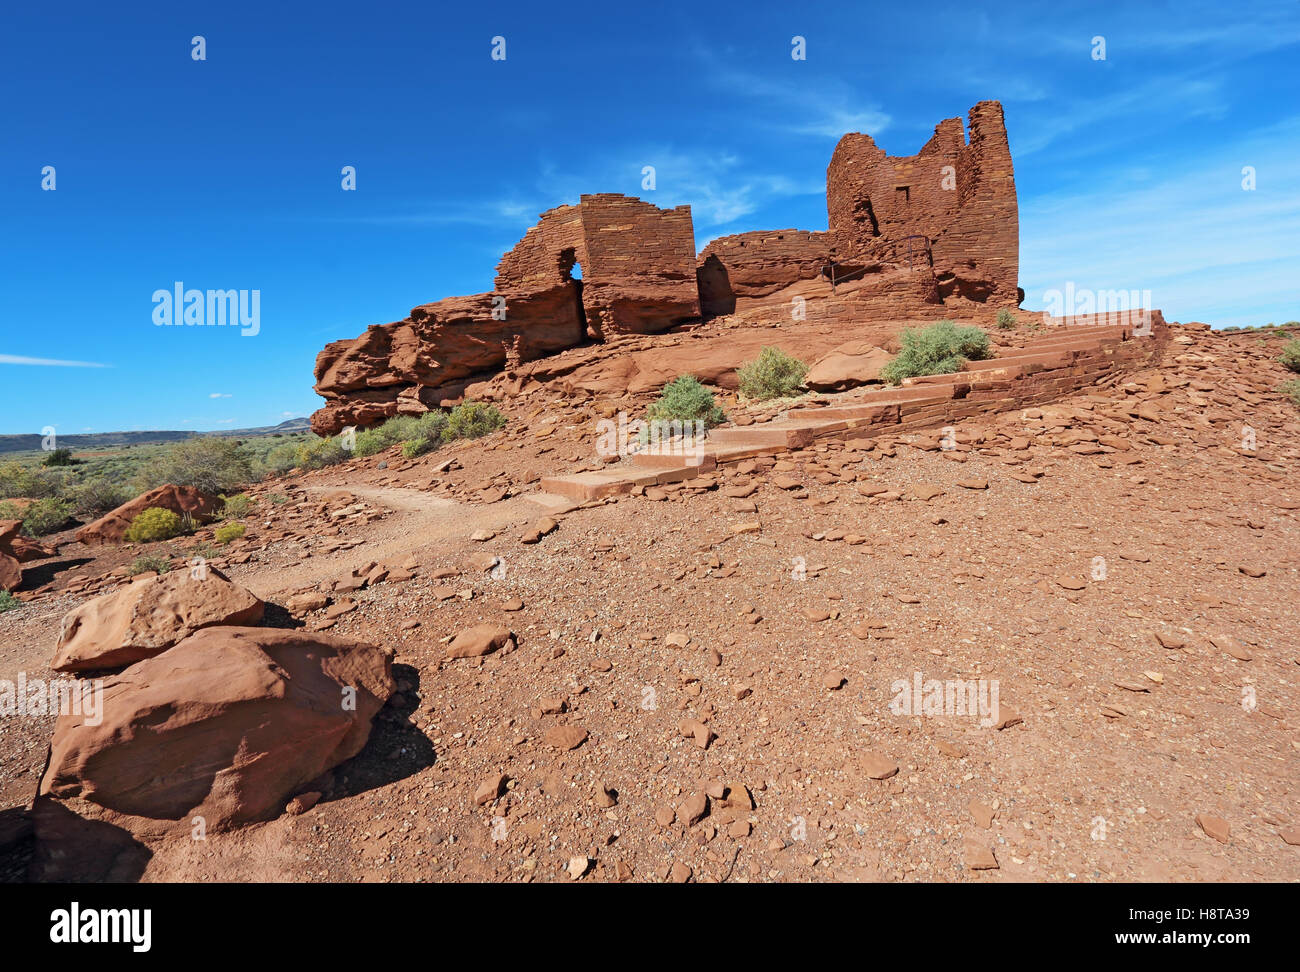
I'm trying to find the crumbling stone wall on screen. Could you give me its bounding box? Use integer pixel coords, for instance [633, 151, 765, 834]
[575, 194, 699, 336]
[697, 230, 833, 317]
[311, 102, 1023, 435]
[826, 100, 1018, 303]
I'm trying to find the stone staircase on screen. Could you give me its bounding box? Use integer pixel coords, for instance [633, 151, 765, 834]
[540, 320, 1169, 501]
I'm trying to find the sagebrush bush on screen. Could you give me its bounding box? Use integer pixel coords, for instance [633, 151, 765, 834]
[645, 376, 726, 428]
[443, 401, 506, 442]
[355, 412, 450, 458]
[128, 554, 172, 576]
[1279, 339, 1300, 373]
[879, 320, 992, 385]
[257, 442, 302, 477]
[0, 590, 20, 613]
[218, 493, 253, 519]
[996, 309, 1016, 329]
[0, 497, 73, 537]
[70, 476, 133, 515]
[214, 522, 245, 544]
[294, 436, 350, 470]
[737, 347, 808, 401]
[144, 436, 252, 494]
[124, 507, 182, 543]
[1280, 378, 1300, 410]
[0, 461, 64, 501]
[401, 438, 431, 459]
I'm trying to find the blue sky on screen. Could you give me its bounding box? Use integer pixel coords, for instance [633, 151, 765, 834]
[2, 0, 1297, 434]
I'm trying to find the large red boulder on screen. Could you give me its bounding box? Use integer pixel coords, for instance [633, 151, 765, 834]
[41, 626, 395, 830]
[74, 485, 220, 546]
[805, 341, 894, 391]
[0, 520, 24, 592]
[52, 566, 265, 673]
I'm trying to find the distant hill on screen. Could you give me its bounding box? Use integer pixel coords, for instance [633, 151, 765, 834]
[0, 417, 311, 455]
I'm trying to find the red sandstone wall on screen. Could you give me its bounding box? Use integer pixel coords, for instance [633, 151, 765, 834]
[696, 230, 833, 316]
[576, 194, 699, 335]
[826, 100, 1018, 304]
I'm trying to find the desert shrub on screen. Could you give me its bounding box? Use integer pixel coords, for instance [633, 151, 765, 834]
[737, 347, 808, 401]
[267, 493, 289, 505]
[1279, 339, 1300, 373]
[128, 554, 172, 576]
[214, 522, 246, 544]
[880, 320, 992, 385]
[219, 492, 253, 519]
[0, 461, 63, 500]
[644, 376, 727, 430]
[69, 476, 134, 515]
[42, 448, 75, 467]
[124, 507, 182, 543]
[443, 401, 506, 442]
[401, 438, 431, 459]
[294, 436, 350, 470]
[995, 309, 1017, 329]
[355, 416, 417, 457]
[0, 591, 19, 613]
[0, 497, 73, 537]
[1280, 378, 1300, 410]
[257, 442, 302, 478]
[145, 436, 253, 494]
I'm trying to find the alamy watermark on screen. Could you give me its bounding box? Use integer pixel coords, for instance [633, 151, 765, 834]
[1, 672, 104, 725]
[152, 282, 260, 336]
[888, 672, 1000, 728]
[595, 412, 710, 465]
[1040, 283, 1153, 335]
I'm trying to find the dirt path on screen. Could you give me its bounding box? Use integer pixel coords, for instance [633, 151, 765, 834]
[231, 485, 577, 599]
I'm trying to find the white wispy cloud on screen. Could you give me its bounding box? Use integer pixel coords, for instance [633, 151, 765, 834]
[1020, 115, 1300, 327]
[0, 354, 110, 368]
[209, 392, 232, 398]
[692, 48, 891, 140]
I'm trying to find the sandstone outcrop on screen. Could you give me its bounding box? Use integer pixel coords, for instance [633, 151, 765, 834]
[41, 626, 395, 830]
[310, 102, 1021, 433]
[75, 484, 220, 546]
[52, 566, 265, 673]
[0, 519, 23, 592]
[805, 341, 894, 391]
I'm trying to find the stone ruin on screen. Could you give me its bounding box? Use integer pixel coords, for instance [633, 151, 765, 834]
[311, 100, 1019, 434]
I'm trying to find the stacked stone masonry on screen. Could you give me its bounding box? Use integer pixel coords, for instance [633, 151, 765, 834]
[311, 102, 1021, 435]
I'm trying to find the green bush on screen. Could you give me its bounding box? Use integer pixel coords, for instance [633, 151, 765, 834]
[645, 376, 727, 430]
[737, 347, 808, 401]
[128, 554, 172, 576]
[267, 493, 289, 505]
[256, 442, 302, 478]
[995, 309, 1017, 329]
[219, 493, 253, 519]
[214, 522, 246, 544]
[69, 476, 133, 515]
[144, 436, 253, 494]
[880, 320, 992, 385]
[1280, 378, 1300, 410]
[124, 507, 182, 543]
[443, 401, 506, 442]
[294, 436, 350, 470]
[0, 591, 21, 612]
[1279, 339, 1300, 373]
[0, 497, 73, 538]
[401, 438, 431, 459]
[42, 448, 75, 467]
[0, 461, 64, 500]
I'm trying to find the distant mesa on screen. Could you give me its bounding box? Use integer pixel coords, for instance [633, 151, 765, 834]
[310, 101, 1019, 435]
[0, 417, 311, 455]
